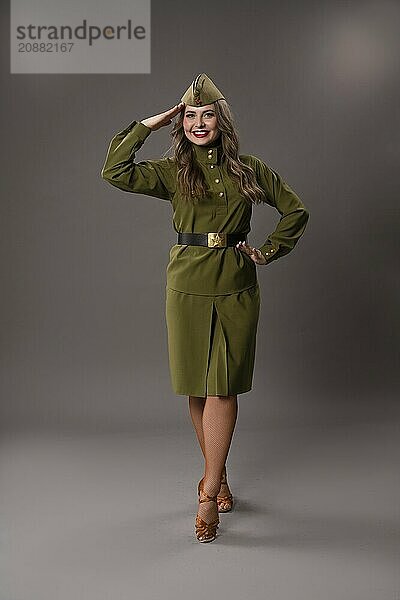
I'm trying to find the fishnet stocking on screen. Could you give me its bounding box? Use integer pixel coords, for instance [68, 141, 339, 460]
[188, 396, 207, 461]
[189, 395, 237, 524]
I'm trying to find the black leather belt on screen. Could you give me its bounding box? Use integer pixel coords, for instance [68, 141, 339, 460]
[177, 232, 247, 248]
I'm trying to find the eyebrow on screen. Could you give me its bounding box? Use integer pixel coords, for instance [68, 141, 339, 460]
[185, 109, 215, 115]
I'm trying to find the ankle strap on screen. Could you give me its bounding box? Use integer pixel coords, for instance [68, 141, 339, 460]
[199, 490, 217, 503]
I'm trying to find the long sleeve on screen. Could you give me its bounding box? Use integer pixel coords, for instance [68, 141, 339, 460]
[100, 120, 175, 201]
[253, 158, 310, 264]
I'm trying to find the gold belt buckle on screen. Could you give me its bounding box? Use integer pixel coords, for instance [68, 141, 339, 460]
[208, 232, 227, 248]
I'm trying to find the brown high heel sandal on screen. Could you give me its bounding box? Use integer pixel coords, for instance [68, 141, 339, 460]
[197, 466, 234, 513]
[195, 488, 219, 543]
[218, 466, 234, 512]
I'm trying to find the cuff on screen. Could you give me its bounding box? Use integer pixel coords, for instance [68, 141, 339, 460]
[119, 120, 153, 141]
[135, 121, 153, 140]
[258, 243, 280, 263]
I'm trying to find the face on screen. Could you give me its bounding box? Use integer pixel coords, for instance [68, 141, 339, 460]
[183, 103, 220, 146]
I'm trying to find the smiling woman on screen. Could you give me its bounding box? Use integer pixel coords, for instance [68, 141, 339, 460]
[183, 105, 220, 144]
[100, 72, 309, 543]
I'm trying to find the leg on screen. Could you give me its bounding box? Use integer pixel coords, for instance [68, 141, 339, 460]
[188, 395, 231, 480]
[197, 394, 238, 525]
[188, 395, 206, 463]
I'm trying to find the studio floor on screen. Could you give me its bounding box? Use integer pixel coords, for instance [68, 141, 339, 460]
[1, 421, 398, 600]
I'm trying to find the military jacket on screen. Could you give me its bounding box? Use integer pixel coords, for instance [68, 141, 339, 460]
[101, 120, 310, 295]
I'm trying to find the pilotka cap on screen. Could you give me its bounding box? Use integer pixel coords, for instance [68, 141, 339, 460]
[180, 73, 226, 106]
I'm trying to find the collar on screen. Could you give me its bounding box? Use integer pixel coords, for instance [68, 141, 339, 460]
[191, 139, 222, 165]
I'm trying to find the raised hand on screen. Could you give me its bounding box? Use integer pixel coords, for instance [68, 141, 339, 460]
[140, 102, 185, 131]
[236, 241, 268, 265]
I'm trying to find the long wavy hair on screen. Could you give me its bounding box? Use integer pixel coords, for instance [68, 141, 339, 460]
[165, 99, 268, 206]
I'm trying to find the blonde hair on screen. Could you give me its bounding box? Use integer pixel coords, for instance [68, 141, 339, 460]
[166, 99, 267, 205]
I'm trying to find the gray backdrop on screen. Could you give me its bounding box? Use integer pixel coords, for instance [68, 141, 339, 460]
[1, 0, 399, 430]
[1, 2, 399, 599]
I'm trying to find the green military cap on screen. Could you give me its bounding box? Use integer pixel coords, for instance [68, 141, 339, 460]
[180, 73, 226, 106]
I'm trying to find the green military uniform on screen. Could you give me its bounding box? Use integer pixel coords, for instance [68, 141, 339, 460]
[101, 74, 309, 397]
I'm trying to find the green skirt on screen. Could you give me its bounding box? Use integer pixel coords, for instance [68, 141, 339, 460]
[165, 284, 260, 397]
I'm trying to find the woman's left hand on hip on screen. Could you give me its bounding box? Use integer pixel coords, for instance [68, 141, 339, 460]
[236, 241, 267, 265]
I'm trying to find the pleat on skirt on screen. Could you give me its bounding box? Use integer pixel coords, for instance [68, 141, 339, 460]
[165, 283, 260, 397]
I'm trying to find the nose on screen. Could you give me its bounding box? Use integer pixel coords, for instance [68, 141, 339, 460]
[194, 114, 205, 128]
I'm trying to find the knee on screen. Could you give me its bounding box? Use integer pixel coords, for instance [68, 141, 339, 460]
[209, 394, 237, 400]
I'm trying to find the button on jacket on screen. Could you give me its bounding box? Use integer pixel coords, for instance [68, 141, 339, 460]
[101, 120, 310, 296]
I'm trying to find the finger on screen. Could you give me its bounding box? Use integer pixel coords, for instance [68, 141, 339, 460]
[252, 247, 262, 256]
[166, 102, 185, 115]
[236, 241, 251, 255]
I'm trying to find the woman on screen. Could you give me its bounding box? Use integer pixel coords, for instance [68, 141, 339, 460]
[101, 73, 310, 543]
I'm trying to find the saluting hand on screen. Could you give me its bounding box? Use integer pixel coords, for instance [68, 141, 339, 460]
[140, 102, 185, 131]
[236, 241, 268, 265]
